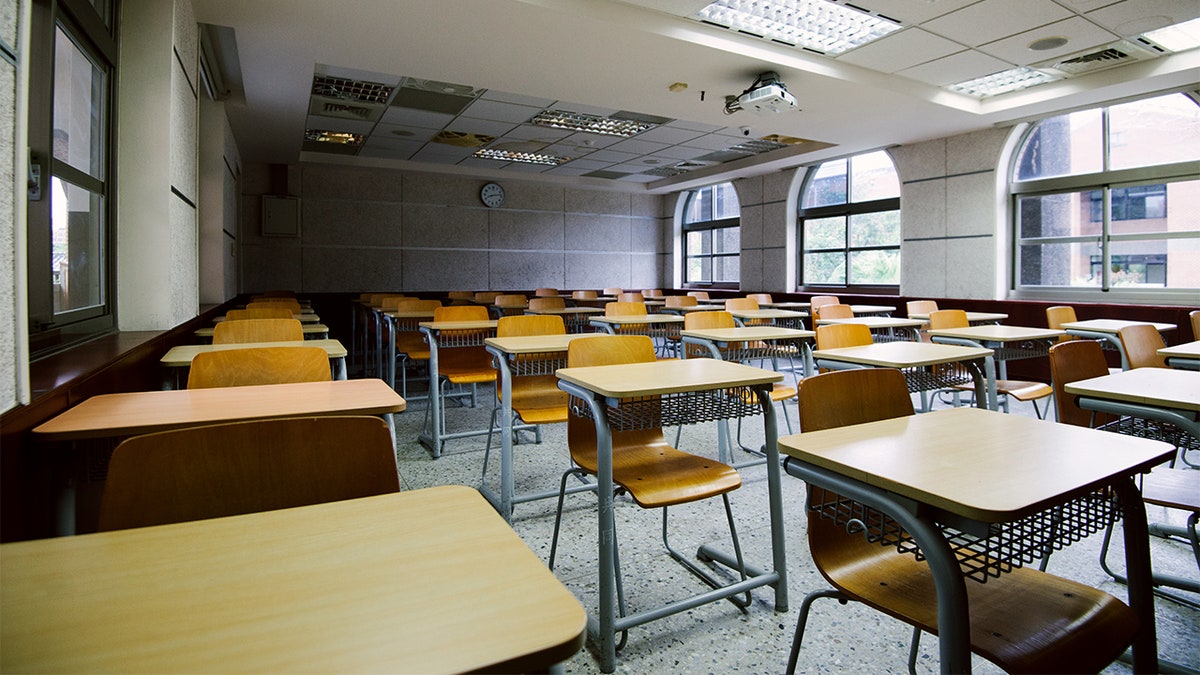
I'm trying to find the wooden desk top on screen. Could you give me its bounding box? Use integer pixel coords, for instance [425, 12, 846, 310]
[485, 334, 590, 354]
[557, 358, 781, 398]
[815, 316, 924, 329]
[926, 325, 1065, 342]
[728, 309, 808, 319]
[32, 379, 406, 441]
[760, 301, 810, 309]
[161, 339, 347, 367]
[384, 310, 438, 319]
[681, 326, 816, 342]
[778, 407, 1174, 522]
[813, 341, 992, 368]
[0, 487, 586, 674]
[418, 320, 498, 331]
[849, 304, 896, 314]
[1064, 368, 1200, 412]
[195, 323, 329, 338]
[1061, 319, 1176, 333]
[911, 311, 1008, 323]
[1160, 340, 1200, 358]
[590, 314, 684, 325]
[215, 313, 320, 323]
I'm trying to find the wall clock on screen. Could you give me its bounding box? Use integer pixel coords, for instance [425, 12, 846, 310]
[480, 182, 505, 208]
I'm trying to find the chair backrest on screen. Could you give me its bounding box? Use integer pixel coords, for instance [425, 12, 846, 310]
[725, 297, 759, 311]
[1048, 340, 1117, 427]
[684, 310, 735, 331]
[395, 298, 443, 312]
[906, 300, 938, 316]
[573, 290, 598, 300]
[747, 293, 773, 304]
[687, 291, 710, 301]
[928, 309, 969, 330]
[566, 335, 662, 461]
[814, 304, 853, 320]
[254, 290, 296, 298]
[1117, 324, 1167, 369]
[497, 314, 566, 337]
[447, 291, 475, 301]
[213, 318, 304, 344]
[1046, 305, 1077, 330]
[809, 295, 840, 310]
[602, 287, 623, 296]
[434, 305, 489, 322]
[98, 416, 399, 531]
[643, 289, 665, 299]
[816, 323, 873, 350]
[664, 295, 698, 308]
[494, 294, 527, 307]
[528, 296, 566, 310]
[799, 368, 914, 432]
[605, 301, 647, 317]
[473, 291, 502, 305]
[187, 346, 332, 389]
[247, 300, 302, 314]
[534, 287, 560, 297]
[379, 294, 409, 310]
[618, 292, 645, 302]
[226, 307, 294, 320]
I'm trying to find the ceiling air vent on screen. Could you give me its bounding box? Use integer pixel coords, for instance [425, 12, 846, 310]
[1037, 40, 1160, 77]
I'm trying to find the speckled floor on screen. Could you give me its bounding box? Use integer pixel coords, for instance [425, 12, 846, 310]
[387, 370, 1199, 674]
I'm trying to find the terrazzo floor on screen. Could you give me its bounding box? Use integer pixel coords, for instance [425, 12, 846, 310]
[385, 369, 1199, 674]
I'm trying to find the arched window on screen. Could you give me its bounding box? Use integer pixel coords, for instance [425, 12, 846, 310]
[796, 150, 900, 289]
[682, 182, 739, 285]
[1011, 92, 1200, 297]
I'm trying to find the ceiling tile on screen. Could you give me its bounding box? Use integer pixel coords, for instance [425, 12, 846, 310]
[921, 0, 1075, 46]
[844, 0, 981, 24]
[304, 114, 376, 135]
[372, 122, 438, 143]
[443, 117, 520, 137]
[977, 16, 1121, 65]
[478, 89, 556, 108]
[837, 28, 966, 72]
[560, 158, 619, 170]
[379, 106, 455, 129]
[634, 125, 708, 144]
[1055, 0, 1125, 12]
[680, 133, 746, 151]
[460, 98, 545, 124]
[581, 148, 639, 163]
[502, 124, 575, 143]
[897, 49, 1014, 86]
[1085, 0, 1200, 36]
[648, 145, 715, 161]
[604, 138, 672, 155]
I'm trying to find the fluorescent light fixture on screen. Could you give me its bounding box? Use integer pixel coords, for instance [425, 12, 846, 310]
[304, 129, 365, 145]
[1141, 17, 1200, 52]
[530, 109, 654, 137]
[474, 148, 570, 165]
[947, 67, 1058, 98]
[695, 0, 901, 55]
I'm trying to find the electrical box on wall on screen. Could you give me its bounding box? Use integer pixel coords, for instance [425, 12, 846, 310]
[262, 196, 300, 237]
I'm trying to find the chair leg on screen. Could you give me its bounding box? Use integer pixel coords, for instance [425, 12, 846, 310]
[481, 406, 501, 484]
[785, 589, 847, 675]
[661, 495, 751, 609]
[907, 626, 923, 675]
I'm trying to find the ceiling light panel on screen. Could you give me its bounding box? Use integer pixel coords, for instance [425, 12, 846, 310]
[947, 66, 1058, 97]
[694, 0, 902, 55]
[530, 109, 657, 137]
[474, 148, 571, 165]
[311, 75, 394, 104]
[304, 129, 365, 145]
[1140, 17, 1200, 52]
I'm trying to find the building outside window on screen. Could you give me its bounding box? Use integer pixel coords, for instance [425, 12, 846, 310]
[1011, 92, 1200, 296]
[797, 150, 900, 289]
[682, 182, 739, 285]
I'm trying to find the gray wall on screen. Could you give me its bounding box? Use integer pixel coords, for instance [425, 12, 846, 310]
[0, 0, 21, 410]
[238, 163, 670, 294]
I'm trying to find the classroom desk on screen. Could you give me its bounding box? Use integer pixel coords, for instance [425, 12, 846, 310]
[815, 316, 925, 342]
[910, 311, 1008, 325]
[556, 358, 789, 673]
[0, 487, 586, 674]
[525, 306, 604, 333]
[589, 314, 684, 356]
[383, 308, 438, 392]
[661, 303, 722, 315]
[848, 304, 896, 316]
[927, 325, 1065, 410]
[1159, 340, 1200, 370]
[681, 325, 815, 411]
[194, 322, 330, 342]
[1060, 319, 1176, 370]
[759, 301, 810, 310]
[728, 308, 808, 330]
[812, 341, 993, 410]
[214, 312, 320, 323]
[160, 339, 349, 387]
[489, 302, 529, 318]
[418, 319, 499, 458]
[778, 407, 1170, 674]
[1064, 368, 1199, 465]
[483, 333, 591, 520]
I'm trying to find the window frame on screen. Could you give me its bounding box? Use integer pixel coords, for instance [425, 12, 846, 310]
[26, 0, 119, 357]
[681, 183, 740, 288]
[1009, 92, 1200, 303]
[796, 153, 901, 293]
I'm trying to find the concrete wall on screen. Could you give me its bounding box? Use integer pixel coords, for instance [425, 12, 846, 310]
[198, 96, 239, 304]
[238, 163, 669, 294]
[0, 0, 23, 411]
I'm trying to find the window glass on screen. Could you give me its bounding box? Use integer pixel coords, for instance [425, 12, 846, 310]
[53, 27, 106, 180]
[849, 211, 900, 248]
[683, 182, 740, 284]
[1013, 109, 1102, 180]
[801, 159, 847, 208]
[803, 252, 845, 285]
[849, 249, 899, 285]
[850, 151, 900, 202]
[51, 177, 106, 312]
[1109, 94, 1200, 170]
[804, 216, 844, 248]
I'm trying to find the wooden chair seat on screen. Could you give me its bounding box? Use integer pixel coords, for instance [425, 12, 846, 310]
[508, 373, 569, 425]
[953, 378, 1052, 401]
[439, 348, 497, 383]
[809, 515, 1138, 674]
[395, 331, 430, 360]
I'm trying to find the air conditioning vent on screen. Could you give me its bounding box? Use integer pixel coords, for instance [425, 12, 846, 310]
[1037, 40, 1159, 77]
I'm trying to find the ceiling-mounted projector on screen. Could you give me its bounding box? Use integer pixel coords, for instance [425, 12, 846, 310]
[726, 71, 799, 115]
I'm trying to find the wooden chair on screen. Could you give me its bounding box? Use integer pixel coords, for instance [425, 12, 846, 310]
[906, 300, 938, 316]
[809, 295, 839, 311]
[528, 296, 566, 310]
[617, 292, 644, 302]
[549, 335, 751, 627]
[686, 291, 710, 301]
[187, 346, 331, 389]
[572, 290, 598, 300]
[247, 300, 302, 315]
[1046, 305, 1078, 343]
[929, 309, 1053, 417]
[812, 303, 852, 321]
[602, 287, 623, 297]
[213, 318, 304, 344]
[394, 299, 444, 398]
[605, 301, 647, 317]
[1191, 310, 1199, 340]
[785, 368, 1139, 675]
[724, 297, 757, 311]
[815, 322, 872, 350]
[483, 315, 570, 490]
[98, 416, 398, 532]
[225, 307, 293, 320]
[534, 287, 560, 297]
[379, 294, 408, 310]
[447, 290, 475, 304]
[643, 289, 664, 299]
[747, 293, 772, 304]
[473, 290, 502, 305]
[425, 305, 497, 418]
[492, 294, 528, 317]
[1117, 324, 1168, 369]
[664, 295, 698, 309]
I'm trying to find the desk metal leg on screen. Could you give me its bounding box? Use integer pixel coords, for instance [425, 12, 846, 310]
[1114, 476, 1159, 674]
[418, 332, 444, 458]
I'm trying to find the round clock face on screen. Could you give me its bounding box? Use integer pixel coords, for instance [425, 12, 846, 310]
[480, 182, 505, 208]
